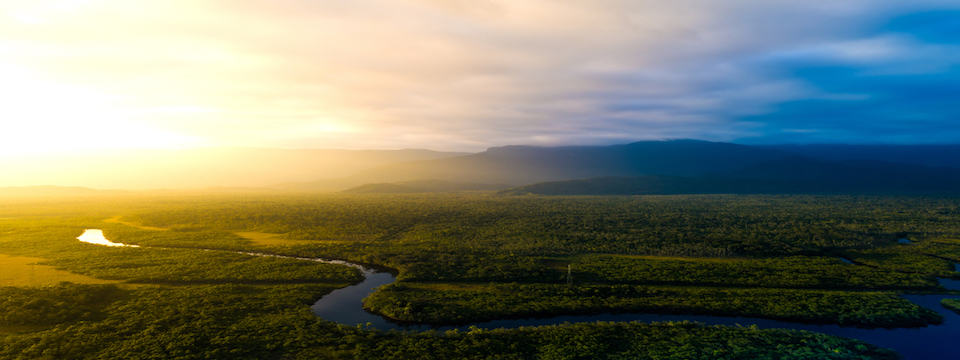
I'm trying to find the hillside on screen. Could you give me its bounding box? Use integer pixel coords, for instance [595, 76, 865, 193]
[10, 140, 960, 193]
[764, 144, 960, 169]
[502, 158, 960, 195]
[342, 180, 508, 193]
[337, 140, 791, 186]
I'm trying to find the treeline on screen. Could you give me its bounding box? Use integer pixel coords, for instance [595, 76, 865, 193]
[568, 255, 939, 290]
[0, 283, 897, 359]
[364, 282, 941, 328]
[357, 322, 897, 360]
[125, 194, 960, 258]
[115, 194, 960, 286]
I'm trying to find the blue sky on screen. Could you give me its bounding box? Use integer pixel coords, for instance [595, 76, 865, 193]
[734, 9, 960, 144]
[2, 1, 959, 153]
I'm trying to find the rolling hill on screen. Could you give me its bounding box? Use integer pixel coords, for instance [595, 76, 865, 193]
[9, 139, 960, 194]
[342, 180, 509, 193]
[501, 157, 960, 195]
[333, 140, 791, 187]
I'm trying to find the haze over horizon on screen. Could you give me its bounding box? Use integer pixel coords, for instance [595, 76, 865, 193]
[7, 3, 960, 360]
[2, 0, 959, 158]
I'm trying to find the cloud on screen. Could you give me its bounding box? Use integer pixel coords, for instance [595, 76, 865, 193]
[1, 0, 959, 151]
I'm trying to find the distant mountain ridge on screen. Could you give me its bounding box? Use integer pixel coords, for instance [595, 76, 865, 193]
[342, 180, 509, 194]
[8, 140, 960, 194]
[330, 140, 791, 187]
[291, 139, 960, 194]
[501, 155, 960, 196]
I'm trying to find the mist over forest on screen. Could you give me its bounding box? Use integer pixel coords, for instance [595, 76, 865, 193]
[6, 140, 960, 196]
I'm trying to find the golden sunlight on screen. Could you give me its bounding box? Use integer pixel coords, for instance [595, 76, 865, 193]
[0, 63, 201, 156]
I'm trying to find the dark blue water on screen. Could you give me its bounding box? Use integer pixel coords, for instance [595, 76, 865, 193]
[311, 261, 960, 359]
[311, 269, 396, 326]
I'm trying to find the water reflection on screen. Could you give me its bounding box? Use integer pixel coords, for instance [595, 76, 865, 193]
[77, 229, 139, 247]
[311, 268, 397, 327]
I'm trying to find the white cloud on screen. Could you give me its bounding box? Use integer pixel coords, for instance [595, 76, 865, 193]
[1, 0, 957, 151]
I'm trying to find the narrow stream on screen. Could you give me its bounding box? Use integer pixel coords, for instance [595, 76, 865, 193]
[80, 229, 960, 359]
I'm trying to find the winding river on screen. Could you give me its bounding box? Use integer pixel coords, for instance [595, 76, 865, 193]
[79, 229, 960, 359]
[309, 261, 960, 359]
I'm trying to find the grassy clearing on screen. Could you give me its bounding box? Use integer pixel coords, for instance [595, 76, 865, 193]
[103, 215, 168, 231]
[0, 218, 362, 286]
[235, 231, 315, 247]
[0, 253, 119, 286]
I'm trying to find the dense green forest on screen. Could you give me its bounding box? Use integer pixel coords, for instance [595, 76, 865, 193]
[2, 193, 960, 358]
[365, 282, 940, 327]
[0, 282, 896, 359]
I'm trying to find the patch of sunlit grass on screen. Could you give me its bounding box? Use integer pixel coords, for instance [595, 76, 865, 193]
[103, 215, 168, 231]
[235, 231, 351, 247]
[0, 253, 119, 286]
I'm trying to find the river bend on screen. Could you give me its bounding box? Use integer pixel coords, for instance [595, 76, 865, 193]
[78, 229, 960, 359]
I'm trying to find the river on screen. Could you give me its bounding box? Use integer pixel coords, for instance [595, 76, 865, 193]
[309, 257, 960, 359]
[78, 229, 960, 359]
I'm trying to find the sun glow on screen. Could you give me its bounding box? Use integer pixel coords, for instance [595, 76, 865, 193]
[0, 63, 202, 157]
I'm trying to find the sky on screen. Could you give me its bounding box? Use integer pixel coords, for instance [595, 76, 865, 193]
[1, 0, 959, 155]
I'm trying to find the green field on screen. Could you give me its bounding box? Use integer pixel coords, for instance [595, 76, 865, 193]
[0, 253, 119, 287]
[2, 193, 959, 358]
